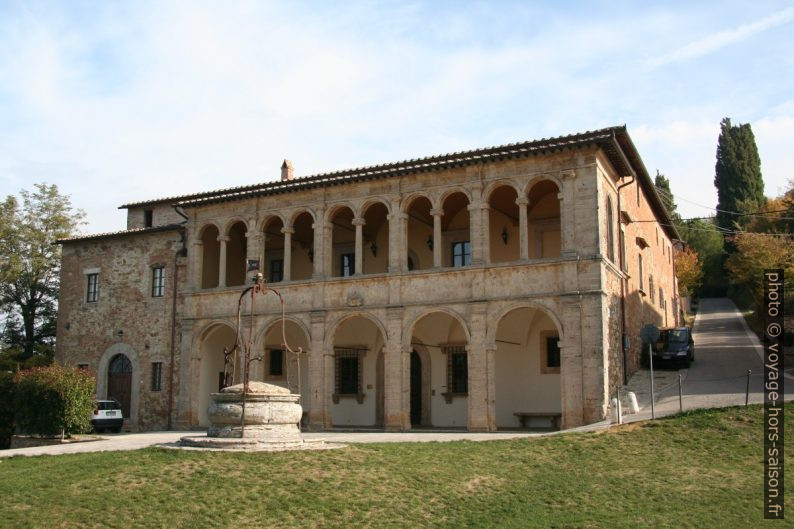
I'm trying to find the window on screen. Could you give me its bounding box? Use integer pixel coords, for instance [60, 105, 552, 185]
[341, 253, 355, 277]
[86, 273, 99, 302]
[638, 255, 644, 292]
[451, 241, 471, 267]
[270, 259, 284, 283]
[649, 275, 655, 303]
[606, 198, 615, 262]
[77, 363, 89, 370]
[151, 362, 162, 391]
[443, 345, 467, 401]
[544, 334, 561, 372]
[268, 349, 284, 377]
[620, 230, 627, 272]
[151, 266, 165, 297]
[333, 348, 365, 402]
[659, 287, 664, 308]
[144, 209, 153, 228]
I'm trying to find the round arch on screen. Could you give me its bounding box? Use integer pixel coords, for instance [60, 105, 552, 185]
[324, 310, 389, 351]
[360, 197, 393, 217]
[403, 307, 471, 352]
[288, 208, 316, 228]
[523, 175, 563, 197]
[483, 179, 522, 203]
[194, 321, 237, 427]
[96, 343, 140, 427]
[198, 222, 221, 239]
[486, 301, 564, 345]
[438, 186, 473, 207]
[223, 217, 249, 235]
[401, 192, 436, 213]
[325, 203, 356, 223]
[258, 213, 287, 232]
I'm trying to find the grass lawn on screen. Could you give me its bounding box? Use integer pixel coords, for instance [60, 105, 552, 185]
[1, 405, 791, 528]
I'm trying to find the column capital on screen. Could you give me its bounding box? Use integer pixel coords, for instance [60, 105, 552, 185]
[281, 226, 295, 235]
[191, 240, 204, 247]
[217, 235, 231, 243]
[388, 212, 407, 222]
[351, 217, 366, 227]
[430, 208, 444, 217]
[557, 192, 564, 201]
[245, 231, 263, 240]
[515, 196, 529, 206]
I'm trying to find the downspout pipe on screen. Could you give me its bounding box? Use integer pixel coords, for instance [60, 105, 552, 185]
[167, 205, 189, 430]
[612, 131, 637, 386]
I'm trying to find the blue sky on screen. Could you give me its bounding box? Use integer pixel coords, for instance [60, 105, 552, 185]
[1, 1, 792, 232]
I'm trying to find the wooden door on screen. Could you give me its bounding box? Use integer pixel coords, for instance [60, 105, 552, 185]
[107, 354, 132, 418]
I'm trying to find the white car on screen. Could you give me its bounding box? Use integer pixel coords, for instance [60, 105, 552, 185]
[91, 399, 124, 433]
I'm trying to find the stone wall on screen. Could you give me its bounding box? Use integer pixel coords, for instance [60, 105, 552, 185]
[56, 228, 186, 431]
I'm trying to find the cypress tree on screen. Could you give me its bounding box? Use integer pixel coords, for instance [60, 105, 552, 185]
[654, 170, 679, 221]
[714, 117, 765, 231]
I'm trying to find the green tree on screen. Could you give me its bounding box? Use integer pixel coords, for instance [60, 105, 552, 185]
[714, 117, 765, 232]
[725, 232, 794, 310]
[674, 246, 702, 298]
[654, 170, 680, 222]
[677, 217, 725, 296]
[0, 184, 84, 362]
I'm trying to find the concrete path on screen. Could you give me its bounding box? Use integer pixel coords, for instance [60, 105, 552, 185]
[2, 297, 784, 458]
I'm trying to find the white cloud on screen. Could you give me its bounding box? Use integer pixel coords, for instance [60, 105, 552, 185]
[647, 6, 794, 68]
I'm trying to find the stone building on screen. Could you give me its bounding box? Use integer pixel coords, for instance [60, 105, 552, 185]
[56, 126, 679, 432]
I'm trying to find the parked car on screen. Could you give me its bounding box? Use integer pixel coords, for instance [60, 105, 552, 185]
[91, 399, 124, 433]
[641, 327, 695, 368]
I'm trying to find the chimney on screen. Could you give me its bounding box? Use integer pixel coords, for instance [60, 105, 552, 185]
[281, 159, 294, 181]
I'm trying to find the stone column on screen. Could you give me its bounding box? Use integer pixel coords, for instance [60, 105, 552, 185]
[383, 307, 408, 431]
[387, 212, 404, 273]
[282, 226, 294, 282]
[480, 204, 491, 264]
[191, 239, 203, 290]
[485, 345, 497, 431]
[217, 235, 230, 288]
[467, 203, 484, 266]
[246, 230, 263, 276]
[560, 295, 583, 428]
[516, 196, 529, 260]
[559, 171, 577, 258]
[466, 302, 492, 431]
[352, 217, 365, 276]
[308, 311, 329, 429]
[311, 206, 326, 279]
[431, 208, 443, 268]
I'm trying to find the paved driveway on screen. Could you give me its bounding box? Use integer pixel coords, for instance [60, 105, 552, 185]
[626, 297, 787, 421]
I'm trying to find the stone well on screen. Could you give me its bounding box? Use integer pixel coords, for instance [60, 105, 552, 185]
[180, 381, 334, 451]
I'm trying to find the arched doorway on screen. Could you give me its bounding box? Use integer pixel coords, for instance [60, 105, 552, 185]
[526, 181, 561, 259]
[200, 224, 220, 289]
[329, 315, 385, 427]
[405, 196, 433, 271]
[260, 319, 311, 414]
[107, 353, 132, 418]
[408, 311, 468, 427]
[198, 324, 236, 427]
[488, 185, 520, 263]
[441, 192, 470, 267]
[494, 306, 562, 429]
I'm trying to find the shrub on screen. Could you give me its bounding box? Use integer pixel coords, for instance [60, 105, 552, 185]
[0, 372, 14, 449]
[13, 366, 95, 437]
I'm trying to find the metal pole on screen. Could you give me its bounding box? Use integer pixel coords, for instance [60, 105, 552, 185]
[649, 343, 656, 420]
[678, 373, 683, 413]
[745, 369, 751, 406]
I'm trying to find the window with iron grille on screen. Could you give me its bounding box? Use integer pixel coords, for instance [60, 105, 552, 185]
[86, 273, 99, 303]
[444, 345, 468, 397]
[151, 266, 165, 297]
[151, 362, 163, 391]
[334, 348, 365, 401]
[451, 241, 471, 267]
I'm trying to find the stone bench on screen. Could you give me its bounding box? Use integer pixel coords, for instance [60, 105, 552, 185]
[513, 412, 561, 430]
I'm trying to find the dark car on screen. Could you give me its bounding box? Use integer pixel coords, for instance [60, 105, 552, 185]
[641, 327, 695, 368]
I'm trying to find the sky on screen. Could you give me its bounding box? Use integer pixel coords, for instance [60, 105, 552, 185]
[0, 0, 792, 233]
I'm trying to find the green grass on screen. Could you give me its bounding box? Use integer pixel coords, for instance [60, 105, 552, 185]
[1, 405, 792, 528]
